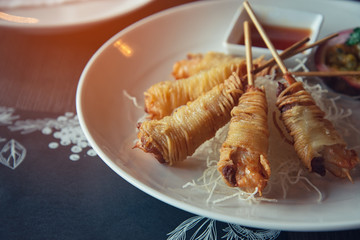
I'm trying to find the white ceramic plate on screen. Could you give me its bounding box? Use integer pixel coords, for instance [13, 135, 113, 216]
[0, 0, 150, 30]
[76, 0, 360, 231]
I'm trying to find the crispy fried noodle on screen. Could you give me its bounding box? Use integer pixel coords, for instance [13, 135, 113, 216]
[126, 53, 359, 204]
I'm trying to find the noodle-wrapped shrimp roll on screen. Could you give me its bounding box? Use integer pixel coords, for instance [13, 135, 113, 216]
[135, 73, 244, 165]
[172, 52, 243, 79]
[218, 86, 270, 195]
[145, 60, 247, 120]
[276, 80, 359, 179]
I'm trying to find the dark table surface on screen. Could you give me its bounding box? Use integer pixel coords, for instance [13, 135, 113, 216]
[1, 0, 360, 239]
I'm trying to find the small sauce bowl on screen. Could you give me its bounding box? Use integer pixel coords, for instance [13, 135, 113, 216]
[223, 4, 323, 57]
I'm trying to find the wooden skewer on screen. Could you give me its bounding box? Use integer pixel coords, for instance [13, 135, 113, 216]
[292, 71, 360, 77]
[253, 33, 338, 75]
[252, 36, 309, 75]
[290, 33, 339, 56]
[243, 0, 295, 84]
[241, 5, 339, 82]
[244, 21, 254, 86]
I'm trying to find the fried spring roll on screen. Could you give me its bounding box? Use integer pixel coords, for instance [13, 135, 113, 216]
[172, 52, 242, 79]
[145, 60, 247, 120]
[218, 86, 270, 195]
[276, 81, 359, 179]
[135, 73, 244, 165]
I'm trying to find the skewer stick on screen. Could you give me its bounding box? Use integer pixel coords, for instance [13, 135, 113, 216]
[243, 0, 295, 84]
[244, 21, 254, 86]
[253, 33, 338, 75]
[252, 36, 309, 75]
[292, 71, 360, 77]
[290, 33, 339, 56]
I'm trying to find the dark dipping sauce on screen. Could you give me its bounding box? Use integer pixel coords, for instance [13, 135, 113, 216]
[238, 23, 312, 50]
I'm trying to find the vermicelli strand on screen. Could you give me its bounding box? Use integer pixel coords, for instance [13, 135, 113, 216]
[218, 86, 270, 195]
[136, 72, 245, 165]
[276, 81, 359, 179]
[144, 59, 248, 120]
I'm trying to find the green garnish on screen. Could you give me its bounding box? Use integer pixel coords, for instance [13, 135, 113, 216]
[346, 27, 360, 45]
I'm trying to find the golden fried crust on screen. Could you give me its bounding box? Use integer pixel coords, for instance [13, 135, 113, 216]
[135, 73, 244, 165]
[172, 53, 204, 79]
[218, 87, 270, 195]
[172, 52, 239, 79]
[144, 60, 247, 120]
[276, 82, 359, 179]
